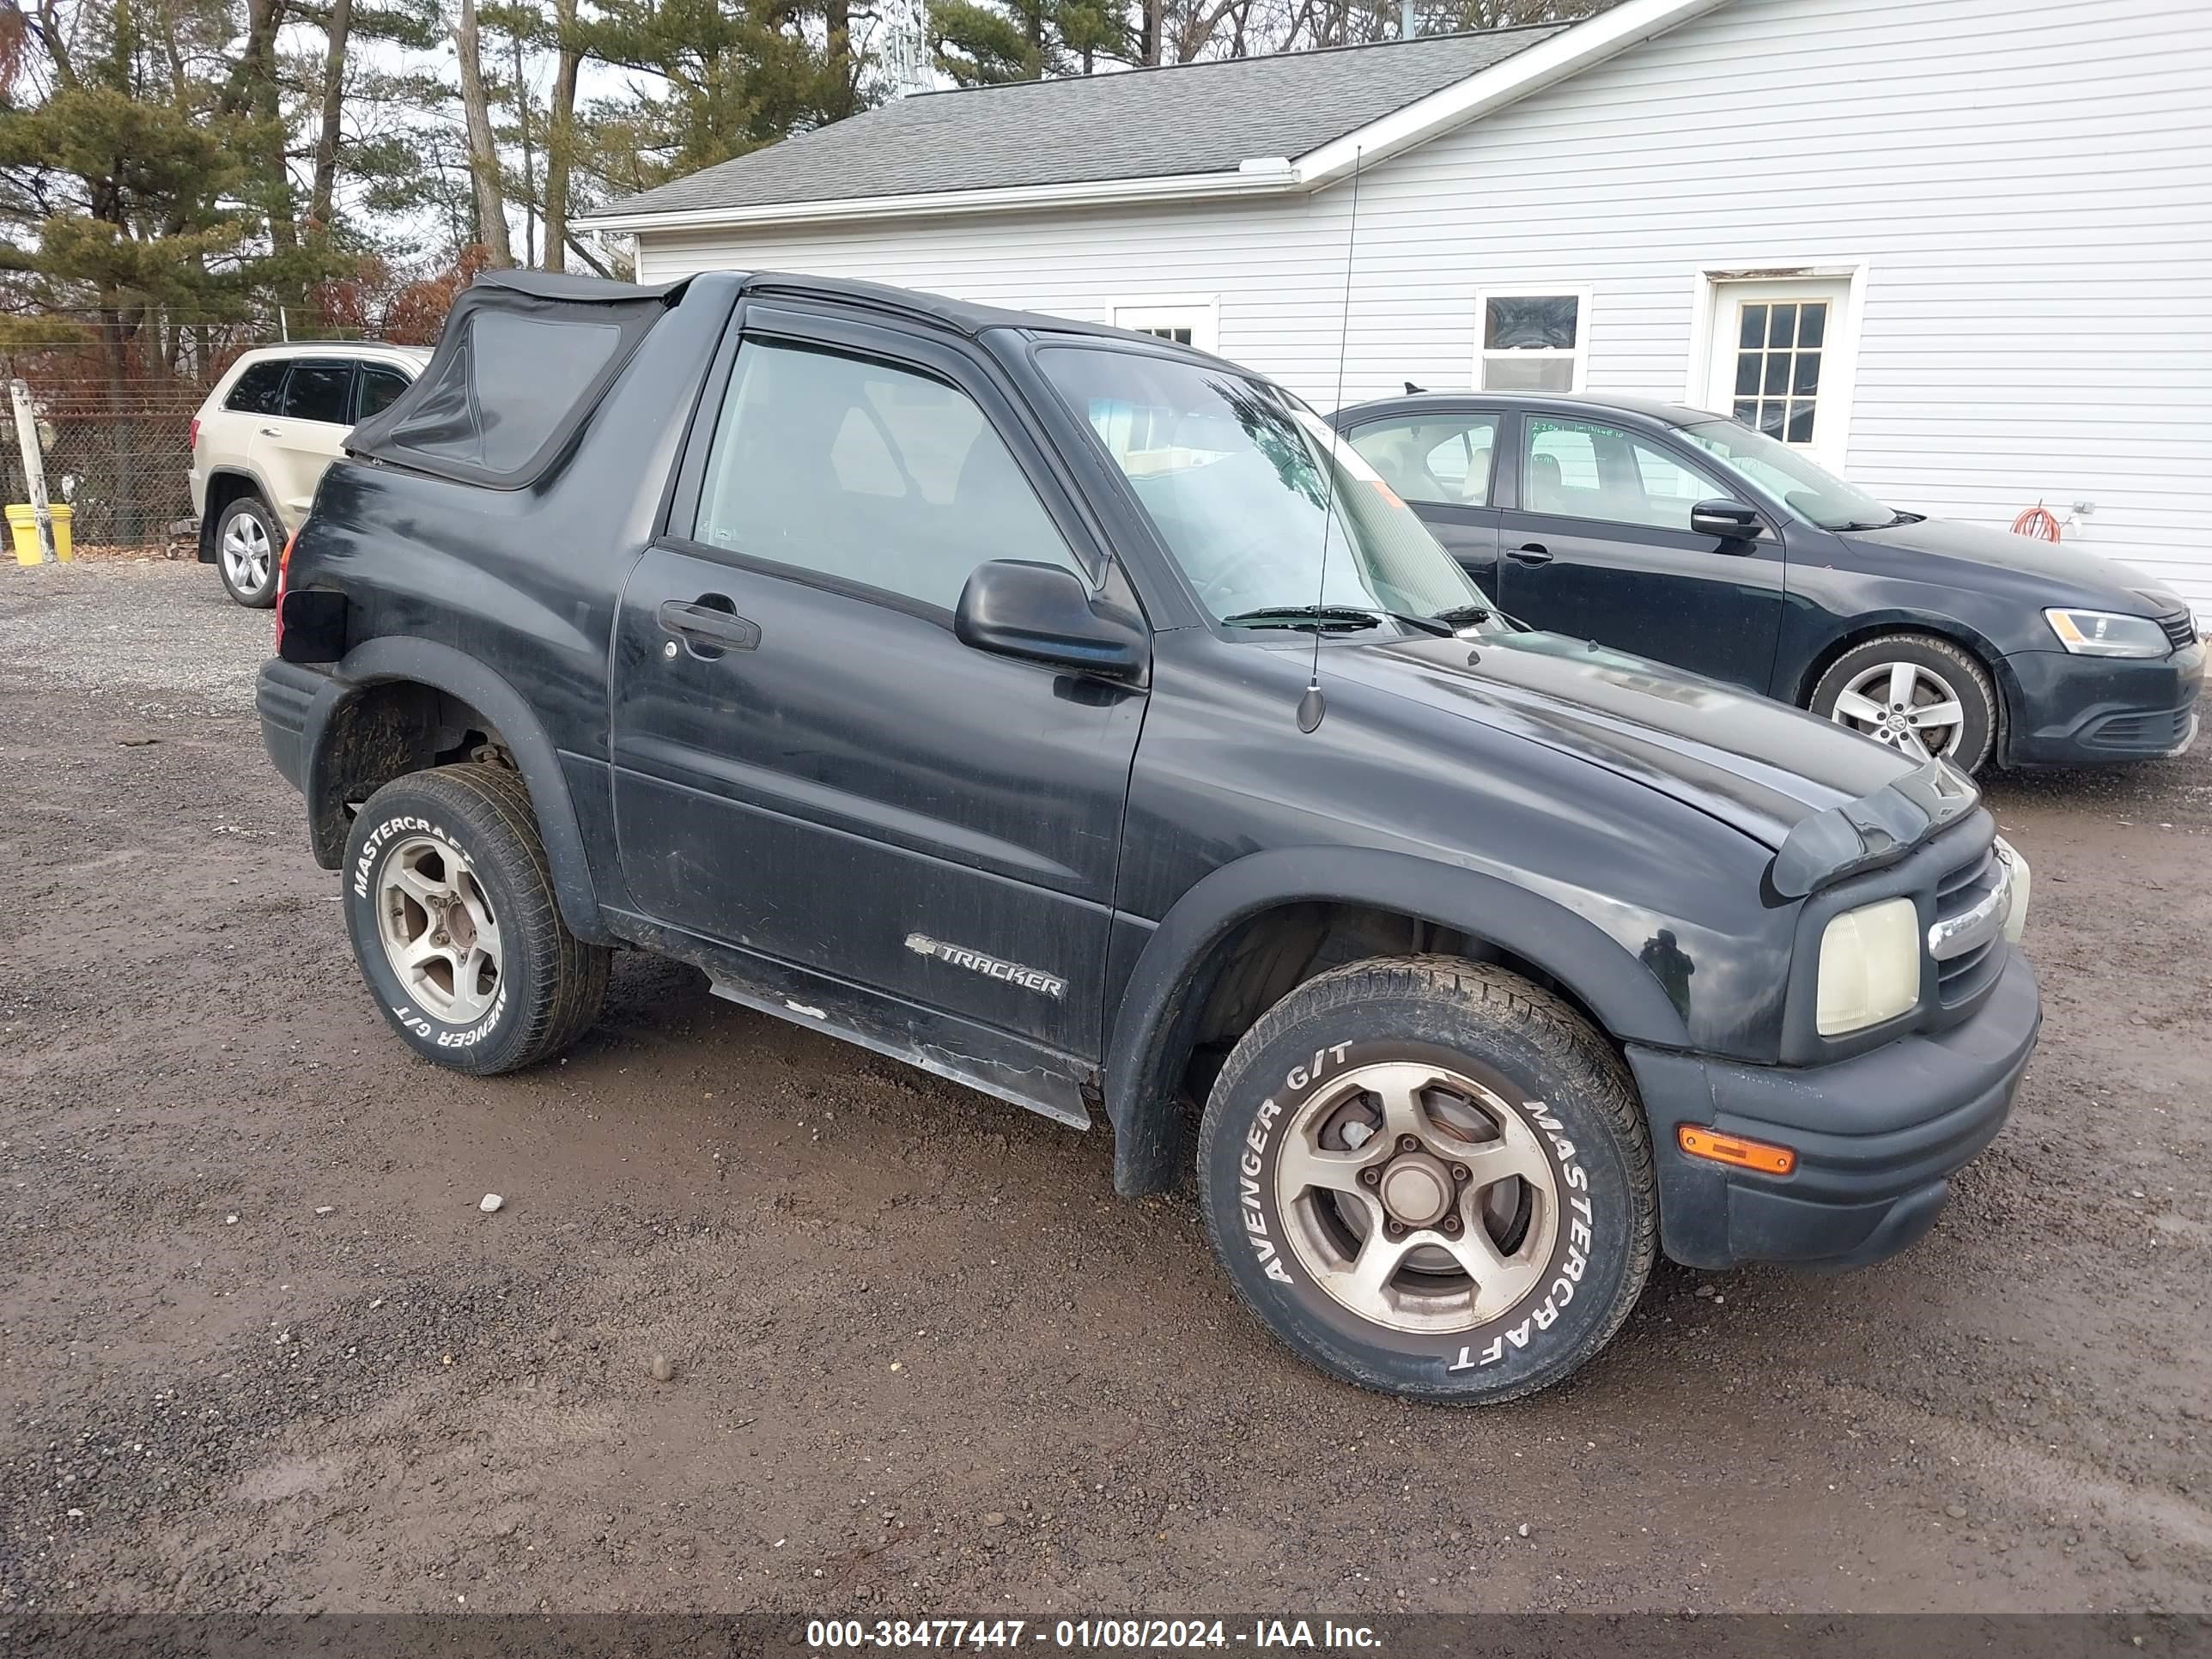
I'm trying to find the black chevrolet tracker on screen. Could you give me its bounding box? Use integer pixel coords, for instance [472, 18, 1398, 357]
[258, 270, 2041, 1403]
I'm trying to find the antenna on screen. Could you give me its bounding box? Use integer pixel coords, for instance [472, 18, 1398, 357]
[1297, 146, 1363, 736]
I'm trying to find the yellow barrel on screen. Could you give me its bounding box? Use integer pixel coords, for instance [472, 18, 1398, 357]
[8, 502, 72, 563]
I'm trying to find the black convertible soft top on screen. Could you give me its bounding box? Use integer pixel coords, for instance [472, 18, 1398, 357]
[347, 269, 688, 489]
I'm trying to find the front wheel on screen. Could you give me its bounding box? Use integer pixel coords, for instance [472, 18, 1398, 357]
[1808, 634, 1997, 773]
[1195, 957, 1656, 1404]
[342, 763, 610, 1075]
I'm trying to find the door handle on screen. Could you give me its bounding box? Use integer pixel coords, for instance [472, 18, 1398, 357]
[258, 426, 283, 437]
[1508, 543, 1553, 565]
[658, 597, 761, 653]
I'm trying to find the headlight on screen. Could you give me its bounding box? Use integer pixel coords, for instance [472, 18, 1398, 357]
[1816, 896, 1920, 1036]
[2044, 608, 2170, 658]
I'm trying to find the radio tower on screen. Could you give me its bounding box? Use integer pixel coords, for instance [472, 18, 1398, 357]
[880, 0, 935, 99]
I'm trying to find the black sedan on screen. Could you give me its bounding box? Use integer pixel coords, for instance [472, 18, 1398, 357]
[1331, 392, 2203, 772]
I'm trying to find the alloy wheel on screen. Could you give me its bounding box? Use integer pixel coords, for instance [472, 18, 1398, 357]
[374, 835, 503, 1024]
[1828, 659, 1967, 760]
[1275, 1060, 1559, 1334]
[220, 514, 272, 594]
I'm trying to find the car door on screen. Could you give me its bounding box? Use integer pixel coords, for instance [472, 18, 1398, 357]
[1495, 410, 1787, 692]
[246, 358, 358, 524]
[1341, 409, 1504, 588]
[607, 304, 1146, 1057]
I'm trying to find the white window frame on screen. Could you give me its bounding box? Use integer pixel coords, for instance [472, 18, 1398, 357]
[1683, 260, 1870, 471]
[1110, 295, 1219, 355]
[1473, 285, 1591, 393]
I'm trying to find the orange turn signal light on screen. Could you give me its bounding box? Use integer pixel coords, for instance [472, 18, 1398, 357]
[1677, 1125, 1796, 1177]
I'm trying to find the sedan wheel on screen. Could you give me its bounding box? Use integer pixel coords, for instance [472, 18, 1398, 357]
[1829, 659, 1967, 761]
[1808, 633, 1998, 774]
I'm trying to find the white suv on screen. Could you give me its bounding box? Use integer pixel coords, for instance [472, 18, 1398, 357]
[189, 343, 430, 606]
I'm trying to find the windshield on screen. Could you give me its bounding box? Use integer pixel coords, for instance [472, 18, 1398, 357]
[1037, 346, 1492, 629]
[1679, 420, 1899, 532]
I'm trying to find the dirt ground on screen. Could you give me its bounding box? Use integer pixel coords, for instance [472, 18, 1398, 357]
[3, 561, 2208, 1617]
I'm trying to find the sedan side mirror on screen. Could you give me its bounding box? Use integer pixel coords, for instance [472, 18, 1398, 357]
[955, 559, 1146, 680]
[1689, 498, 1767, 541]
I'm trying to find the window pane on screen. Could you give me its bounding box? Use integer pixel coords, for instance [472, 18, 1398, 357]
[1522, 417, 1603, 512]
[1762, 355, 1790, 395]
[695, 341, 1079, 612]
[1484, 295, 1577, 350]
[225, 361, 287, 416]
[1768, 304, 1798, 348]
[356, 365, 410, 420]
[1738, 304, 1768, 350]
[1786, 401, 1816, 445]
[1758, 400, 1788, 437]
[1481, 356, 1574, 392]
[1792, 351, 1821, 396]
[1797, 303, 1827, 349]
[281, 362, 354, 424]
[1038, 348, 1485, 626]
[1733, 355, 1760, 397]
[1347, 414, 1499, 507]
[1733, 398, 1759, 426]
[1522, 416, 1724, 531]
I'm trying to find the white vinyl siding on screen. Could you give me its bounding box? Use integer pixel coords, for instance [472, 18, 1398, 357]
[635, 0, 2212, 619]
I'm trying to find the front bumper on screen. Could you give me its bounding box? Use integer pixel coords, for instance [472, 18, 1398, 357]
[1628, 950, 2041, 1270]
[2002, 643, 2203, 765]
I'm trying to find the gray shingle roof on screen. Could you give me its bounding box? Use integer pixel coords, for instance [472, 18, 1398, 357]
[601, 26, 1568, 221]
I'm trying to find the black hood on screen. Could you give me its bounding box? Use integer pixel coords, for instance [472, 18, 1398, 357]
[1322, 627, 1962, 861]
[1842, 515, 2185, 615]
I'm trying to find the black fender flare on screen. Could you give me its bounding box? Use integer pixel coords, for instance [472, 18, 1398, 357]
[305, 636, 611, 945]
[1102, 847, 1692, 1196]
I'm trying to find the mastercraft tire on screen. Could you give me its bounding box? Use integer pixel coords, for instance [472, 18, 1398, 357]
[214, 495, 283, 608]
[1808, 633, 1997, 774]
[1196, 957, 1656, 1404]
[342, 764, 610, 1075]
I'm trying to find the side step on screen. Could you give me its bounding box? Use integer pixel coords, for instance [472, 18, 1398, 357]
[706, 976, 1091, 1128]
[599, 906, 1094, 1128]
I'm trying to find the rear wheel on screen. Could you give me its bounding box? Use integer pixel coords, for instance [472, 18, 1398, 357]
[215, 495, 282, 608]
[1195, 956, 1656, 1404]
[342, 763, 609, 1075]
[1809, 633, 1997, 773]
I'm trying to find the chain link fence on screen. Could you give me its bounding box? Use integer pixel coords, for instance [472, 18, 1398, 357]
[3, 408, 198, 551]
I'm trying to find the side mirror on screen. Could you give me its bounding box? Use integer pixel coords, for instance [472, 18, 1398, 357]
[1689, 498, 1766, 542]
[955, 559, 1146, 680]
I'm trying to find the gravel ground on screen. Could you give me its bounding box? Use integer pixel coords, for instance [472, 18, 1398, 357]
[2, 560, 2208, 1616]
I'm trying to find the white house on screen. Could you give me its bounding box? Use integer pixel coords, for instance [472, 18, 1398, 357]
[582, 0, 2212, 620]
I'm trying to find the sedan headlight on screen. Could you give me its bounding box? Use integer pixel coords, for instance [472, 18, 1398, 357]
[2044, 608, 2170, 658]
[1816, 896, 1920, 1036]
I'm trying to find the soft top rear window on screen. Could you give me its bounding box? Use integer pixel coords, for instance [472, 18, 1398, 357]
[347, 269, 684, 489]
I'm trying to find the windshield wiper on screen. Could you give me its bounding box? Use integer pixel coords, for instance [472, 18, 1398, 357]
[1220, 605, 1388, 632]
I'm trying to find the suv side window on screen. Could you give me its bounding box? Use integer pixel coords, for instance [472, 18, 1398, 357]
[280, 361, 356, 425]
[693, 340, 1084, 613]
[1346, 414, 1499, 507]
[225, 361, 287, 416]
[355, 363, 410, 422]
[1522, 416, 1727, 533]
